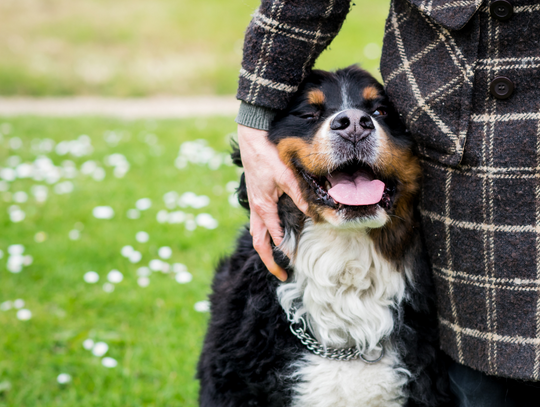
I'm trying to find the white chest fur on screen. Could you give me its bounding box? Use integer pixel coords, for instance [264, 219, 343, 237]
[278, 221, 410, 406]
[291, 353, 408, 407]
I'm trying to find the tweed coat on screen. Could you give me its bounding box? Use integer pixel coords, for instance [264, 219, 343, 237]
[237, 0, 540, 380]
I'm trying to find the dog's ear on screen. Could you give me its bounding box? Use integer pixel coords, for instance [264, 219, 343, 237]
[230, 141, 250, 211]
[230, 139, 243, 168]
[237, 173, 250, 211]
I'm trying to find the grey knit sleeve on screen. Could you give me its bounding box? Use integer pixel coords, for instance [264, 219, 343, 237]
[235, 101, 277, 131]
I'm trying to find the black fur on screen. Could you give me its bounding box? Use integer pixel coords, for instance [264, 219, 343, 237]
[397, 229, 452, 407]
[198, 67, 451, 406]
[197, 229, 302, 406]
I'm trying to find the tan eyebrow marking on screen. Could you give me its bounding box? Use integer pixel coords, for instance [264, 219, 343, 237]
[362, 86, 379, 101]
[307, 89, 325, 106]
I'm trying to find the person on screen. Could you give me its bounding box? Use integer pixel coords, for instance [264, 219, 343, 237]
[235, 0, 540, 405]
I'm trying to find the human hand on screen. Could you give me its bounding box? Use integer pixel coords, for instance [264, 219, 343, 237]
[237, 124, 308, 281]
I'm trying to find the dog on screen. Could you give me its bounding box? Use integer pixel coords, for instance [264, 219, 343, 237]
[197, 66, 450, 407]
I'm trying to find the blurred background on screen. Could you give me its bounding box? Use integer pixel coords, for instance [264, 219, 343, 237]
[0, 0, 388, 405]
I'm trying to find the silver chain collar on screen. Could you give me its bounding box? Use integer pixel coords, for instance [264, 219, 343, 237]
[287, 307, 385, 363]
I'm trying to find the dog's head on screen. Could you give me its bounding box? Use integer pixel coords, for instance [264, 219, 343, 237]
[268, 66, 420, 231]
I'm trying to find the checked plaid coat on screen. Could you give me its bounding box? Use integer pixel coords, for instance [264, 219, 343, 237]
[237, 0, 540, 380]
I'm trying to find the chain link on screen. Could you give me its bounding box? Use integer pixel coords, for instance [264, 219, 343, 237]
[287, 307, 385, 363]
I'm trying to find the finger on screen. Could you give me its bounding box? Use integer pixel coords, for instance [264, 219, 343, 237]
[251, 214, 288, 281]
[251, 209, 283, 248]
[262, 210, 284, 247]
[249, 208, 264, 237]
[257, 232, 288, 282]
[250, 198, 284, 247]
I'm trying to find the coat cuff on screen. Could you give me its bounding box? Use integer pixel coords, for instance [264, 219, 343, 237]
[235, 101, 277, 131]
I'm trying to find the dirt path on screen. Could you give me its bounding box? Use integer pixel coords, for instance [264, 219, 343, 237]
[0, 96, 240, 119]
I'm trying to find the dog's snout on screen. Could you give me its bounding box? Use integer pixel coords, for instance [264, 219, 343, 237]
[330, 110, 374, 143]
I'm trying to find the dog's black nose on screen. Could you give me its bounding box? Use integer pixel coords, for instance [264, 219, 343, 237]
[330, 110, 374, 143]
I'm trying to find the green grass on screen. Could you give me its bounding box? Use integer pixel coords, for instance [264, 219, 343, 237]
[0, 116, 246, 406]
[0, 0, 389, 96]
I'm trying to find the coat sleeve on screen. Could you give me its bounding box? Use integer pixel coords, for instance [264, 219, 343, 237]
[237, 0, 352, 111]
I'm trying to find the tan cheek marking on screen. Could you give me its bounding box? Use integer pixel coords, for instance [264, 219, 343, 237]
[308, 89, 325, 106]
[276, 128, 333, 175]
[374, 129, 396, 177]
[370, 130, 422, 262]
[376, 129, 421, 189]
[375, 128, 421, 208]
[277, 138, 311, 170]
[317, 207, 341, 225]
[362, 86, 379, 101]
[276, 136, 336, 224]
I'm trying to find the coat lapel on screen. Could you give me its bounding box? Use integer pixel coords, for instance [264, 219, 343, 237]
[406, 0, 483, 30]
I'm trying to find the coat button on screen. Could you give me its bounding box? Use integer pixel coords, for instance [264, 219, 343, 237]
[490, 0, 513, 21]
[490, 76, 514, 99]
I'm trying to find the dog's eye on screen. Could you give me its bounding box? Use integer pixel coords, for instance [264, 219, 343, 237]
[372, 109, 387, 117]
[298, 112, 319, 120]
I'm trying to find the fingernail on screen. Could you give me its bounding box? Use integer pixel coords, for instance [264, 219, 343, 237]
[276, 269, 288, 282]
[268, 262, 288, 282]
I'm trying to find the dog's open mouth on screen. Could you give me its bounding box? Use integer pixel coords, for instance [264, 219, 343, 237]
[301, 162, 396, 211]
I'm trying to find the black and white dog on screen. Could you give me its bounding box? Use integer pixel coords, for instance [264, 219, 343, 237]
[197, 66, 450, 407]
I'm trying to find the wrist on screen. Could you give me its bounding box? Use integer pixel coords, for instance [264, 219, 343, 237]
[235, 101, 277, 131]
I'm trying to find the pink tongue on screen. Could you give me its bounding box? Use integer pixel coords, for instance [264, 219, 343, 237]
[328, 170, 385, 206]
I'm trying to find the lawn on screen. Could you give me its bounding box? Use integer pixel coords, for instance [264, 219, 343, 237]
[0, 1, 392, 404]
[0, 0, 389, 96]
[0, 116, 246, 406]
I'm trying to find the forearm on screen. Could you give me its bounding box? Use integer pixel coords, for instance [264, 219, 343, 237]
[235, 0, 350, 278]
[237, 0, 352, 111]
